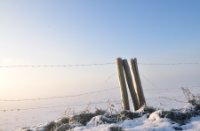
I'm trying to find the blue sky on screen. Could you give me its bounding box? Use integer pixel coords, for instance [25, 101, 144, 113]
[0, 0, 200, 98]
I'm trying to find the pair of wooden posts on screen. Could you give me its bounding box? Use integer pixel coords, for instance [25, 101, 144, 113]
[116, 58, 146, 111]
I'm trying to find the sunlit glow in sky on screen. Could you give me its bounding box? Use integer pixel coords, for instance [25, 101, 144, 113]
[0, 0, 200, 99]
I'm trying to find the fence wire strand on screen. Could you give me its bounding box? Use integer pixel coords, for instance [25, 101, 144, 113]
[0, 87, 119, 102]
[138, 62, 200, 66]
[0, 99, 121, 112]
[158, 96, 188, 103]
[0, 60, 199, 112]
[0, 61, 199, 68]
[0, 62, 115, 68]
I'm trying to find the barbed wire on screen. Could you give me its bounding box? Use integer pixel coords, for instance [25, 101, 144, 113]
[0, 61, 199, 68]
[0, 99, 121, 112]
[0, 61, 199, 113]
[138, 62, 200, 66]
[0, 87, 119, 102]
[0, 71, 197, 102]
[0, 85, 196, 102]
[158, 96, 188, 103]
[0, 62, 115, 68]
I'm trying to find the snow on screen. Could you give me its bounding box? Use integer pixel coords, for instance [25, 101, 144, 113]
[0, 89, 121, 131]
[72, 114, 200, 131]
[87, 115, 112, 126]
[9, 106, 200, 131]
[1, 98, 200, 131]
[181, 116, 200, 131]
[1, 86, 200, 131]
[71, 112, 174, 131]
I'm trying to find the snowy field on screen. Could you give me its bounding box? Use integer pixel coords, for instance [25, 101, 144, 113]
[0, 65, 199, 131]
[0, 89, 121, 131]
[1, 86, 200, 131]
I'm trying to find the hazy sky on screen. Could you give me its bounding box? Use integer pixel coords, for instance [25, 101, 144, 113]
[0, 0, 200, 99]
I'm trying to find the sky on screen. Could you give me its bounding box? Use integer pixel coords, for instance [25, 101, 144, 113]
[0, 0, 200, 99]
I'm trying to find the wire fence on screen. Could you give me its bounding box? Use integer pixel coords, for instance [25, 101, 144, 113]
[0, 86, 197, 112]
[0, 61, 199, 112]
[0, 62, 115, 68]
[0, 99, 122, 112]
[0, 60, 199, 131]
[0, 87, 119, 102]
[138, 62, 200, 66]
[0, 61, 199, 68]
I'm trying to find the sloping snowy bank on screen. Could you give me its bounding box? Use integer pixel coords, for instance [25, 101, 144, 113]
[17, 103, 200, 131]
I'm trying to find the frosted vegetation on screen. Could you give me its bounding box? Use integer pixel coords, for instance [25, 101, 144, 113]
[17, 88, 200, 131]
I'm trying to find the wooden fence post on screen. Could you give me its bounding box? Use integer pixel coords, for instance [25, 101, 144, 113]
[130, 58, 146, 108]
[122, 59, 140, 110]
[116, 58, 130, 110]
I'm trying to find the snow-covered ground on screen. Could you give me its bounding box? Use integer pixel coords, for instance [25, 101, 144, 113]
[73, 113, 200, 131]
[0, 84, 199, 130]
[16, 106, 200, 131]
[0, 89, 121, 131]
